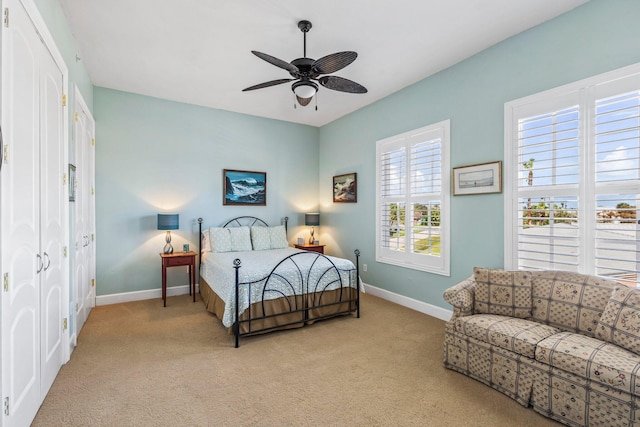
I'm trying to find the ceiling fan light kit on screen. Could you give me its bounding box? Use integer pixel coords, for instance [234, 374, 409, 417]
[292, 80, 317, 99]
[243, 20, 367, 108]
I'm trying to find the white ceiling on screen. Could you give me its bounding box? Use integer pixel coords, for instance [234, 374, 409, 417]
[59, 0, 588, 127]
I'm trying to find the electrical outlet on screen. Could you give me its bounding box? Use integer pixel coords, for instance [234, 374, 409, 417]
[363, 264, 367, 272]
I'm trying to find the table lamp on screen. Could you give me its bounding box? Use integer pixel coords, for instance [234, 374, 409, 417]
[305, 212, 320, 244]
[157, 213, 179, 254]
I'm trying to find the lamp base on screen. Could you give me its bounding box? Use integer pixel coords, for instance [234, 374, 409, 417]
[308, 227, 315, 244]
[163, 230, 174, 254]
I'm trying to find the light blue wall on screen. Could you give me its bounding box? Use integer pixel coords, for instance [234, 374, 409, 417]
[318, 0, 640, 309]
[33, 0, 640, 308]
[94, 88, 319, 296]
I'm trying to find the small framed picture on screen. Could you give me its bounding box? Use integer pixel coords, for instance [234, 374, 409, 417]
[68, 164, 76, 202]
[452, 161, 502, 196]
[297, 237, 304, 245]
[333, 173, 357, 203]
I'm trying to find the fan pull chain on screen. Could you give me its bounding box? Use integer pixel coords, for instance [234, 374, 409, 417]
[315, 93, 318, 111]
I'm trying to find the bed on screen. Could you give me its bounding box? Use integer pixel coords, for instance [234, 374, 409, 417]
[198, 216, 361, 347]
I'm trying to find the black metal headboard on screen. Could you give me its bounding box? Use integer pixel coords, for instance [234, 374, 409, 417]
[223, 216, 269, 228]
[197, 216, 289, 267]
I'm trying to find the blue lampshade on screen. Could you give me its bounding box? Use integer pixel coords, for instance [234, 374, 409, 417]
[305, 212, 320, 226]
[157, 213, 179, 230]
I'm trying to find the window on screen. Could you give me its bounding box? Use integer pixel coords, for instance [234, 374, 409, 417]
[505, 64, 640, 286]
[376, 120, 450, 275]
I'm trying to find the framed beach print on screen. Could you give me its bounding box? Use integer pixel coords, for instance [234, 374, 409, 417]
[333, 173, 357, 203]
[452, 161, 502, 195]
[223, 169, 267, 206]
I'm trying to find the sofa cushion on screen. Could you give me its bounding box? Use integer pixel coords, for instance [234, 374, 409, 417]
[473, 268, 532, 318]
[596, 286, 640, 356]
[530, 271, 617, 337]
[455, 314, 560, 358]
[535, 331, 640, 395]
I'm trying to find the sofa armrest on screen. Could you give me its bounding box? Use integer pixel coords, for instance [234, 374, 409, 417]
[443, 275, 475, 321]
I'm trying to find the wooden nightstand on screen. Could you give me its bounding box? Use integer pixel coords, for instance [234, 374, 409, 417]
[294, 243, 326, 254]
[160, 251, 197, 307]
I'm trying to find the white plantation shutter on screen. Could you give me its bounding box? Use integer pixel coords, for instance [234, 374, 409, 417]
[516, 104, 581, 271]
[593, 90, 640, 284]
[376, 121, 450, 275]
[506, 65, 640, 286]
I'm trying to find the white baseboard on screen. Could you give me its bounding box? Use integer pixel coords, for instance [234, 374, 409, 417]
[96, 284, 197, 306]
[96, 282, 452, 321]
[362, 282, 452, 321]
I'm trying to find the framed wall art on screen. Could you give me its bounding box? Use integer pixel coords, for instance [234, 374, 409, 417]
[452, 161, 502, 196]
[223, 169, 266, 206]
[333, 173, 357, 203]
[69, 164, 76, 202]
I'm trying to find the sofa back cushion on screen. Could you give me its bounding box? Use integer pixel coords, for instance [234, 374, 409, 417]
[596, 285, 640, 355]
[530, 271, 617, 337]
[473, 268, 532, 318]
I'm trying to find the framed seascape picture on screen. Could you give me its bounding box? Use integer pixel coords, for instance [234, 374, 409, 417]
[333, 173, 357, 203]
[452, 161, 502, 196]
[223, 169, 266, 206]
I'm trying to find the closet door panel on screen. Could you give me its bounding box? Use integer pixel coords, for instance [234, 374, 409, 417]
[1, 0, 42, 423]
[38, 39, 66, 396]
[73, 110, 88, 330]
[73, 92, 95, 334]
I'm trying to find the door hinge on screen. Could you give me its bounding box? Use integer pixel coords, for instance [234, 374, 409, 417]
[63, 246, 68, 258]
[91, 186, 94, 195]
[91, 233, 95, 242]
[3, 396, 9, 416]
[74, 112, 79, 122]
[62, 94, 67, 107]
[63, 318, 68, 330]
[3, 8, 9, 28]
[63, 172, 67, 185]
[3, 273, 8, 292]
[91, 278, 95, 287]
[3, 144, 8, 164]
[91, 138, 95, 147]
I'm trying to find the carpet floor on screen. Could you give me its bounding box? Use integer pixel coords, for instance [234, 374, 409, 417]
[33, 293, 560, 426]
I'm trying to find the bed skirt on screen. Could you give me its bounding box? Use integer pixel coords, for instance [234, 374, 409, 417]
[199, 275, 357, 335]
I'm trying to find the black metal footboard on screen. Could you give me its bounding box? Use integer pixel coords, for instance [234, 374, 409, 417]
[232, 250, 361, 348]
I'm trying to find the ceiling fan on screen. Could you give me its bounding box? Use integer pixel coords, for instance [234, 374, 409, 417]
[242, 20, 367, 108]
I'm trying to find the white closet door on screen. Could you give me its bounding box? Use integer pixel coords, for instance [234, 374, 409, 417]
[86, 115, 96, 311]
[73, 110, 88, 332]
[39, 40, 65, 397]
[1, 0, 67, 424]
[1, 0, 42, 424]
[73, 99, 94, 333]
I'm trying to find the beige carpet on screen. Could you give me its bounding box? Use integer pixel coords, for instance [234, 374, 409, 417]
[33, 293, 560, 426]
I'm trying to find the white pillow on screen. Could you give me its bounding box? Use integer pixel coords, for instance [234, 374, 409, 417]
[201, 228, 212, 252]
[269, 225, 288, 249]
[210, 227, 232, 253]
[229, 226, 252, 251]
[250, 226, 271, 251]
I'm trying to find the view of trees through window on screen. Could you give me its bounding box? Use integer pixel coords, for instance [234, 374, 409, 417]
[512, 84, 639, 287]
[386, 202, 441, 255]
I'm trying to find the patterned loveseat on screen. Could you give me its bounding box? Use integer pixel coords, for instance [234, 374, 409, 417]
[443, 268, 640, 427]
